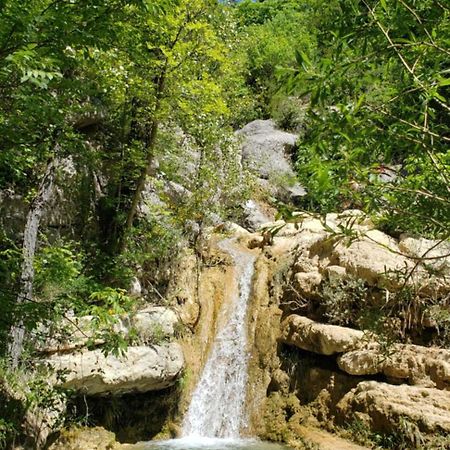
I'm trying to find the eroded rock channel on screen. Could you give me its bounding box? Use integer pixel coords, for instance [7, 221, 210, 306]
[45, 209, 450, 450]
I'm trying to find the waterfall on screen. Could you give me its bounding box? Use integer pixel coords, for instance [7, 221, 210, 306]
[182, 239, 256, 438]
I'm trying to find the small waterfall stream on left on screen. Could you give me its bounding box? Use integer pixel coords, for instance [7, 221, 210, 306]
[138, 239, 288, 450]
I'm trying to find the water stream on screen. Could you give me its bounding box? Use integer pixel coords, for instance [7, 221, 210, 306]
[140, 239, 288, 450]
[182, 239, 256, 438]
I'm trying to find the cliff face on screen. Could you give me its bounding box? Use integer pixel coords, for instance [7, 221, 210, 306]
[45, 213, 449, 449]
[9, 117, 450, 450]
[233, 211, 450, 449]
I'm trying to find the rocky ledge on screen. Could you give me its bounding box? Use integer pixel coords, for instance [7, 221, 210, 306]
[38, 306, 184, 396]
[46, 343, 184, 396]
[241, 209, 450, 447]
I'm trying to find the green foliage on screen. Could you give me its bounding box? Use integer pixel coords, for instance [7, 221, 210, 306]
[283, 0, 450, 238]
[321, 276, 368, 327]
[235, 0, 317, 119]
[272, 96, 308, 132]
[0, 358, 67, 448]
[341, 415, 450, 450]
[34, 244, 83, 301]
[0, 0, 252, 365]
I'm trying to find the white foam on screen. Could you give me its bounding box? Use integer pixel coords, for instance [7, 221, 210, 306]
[182, 239, 256, 438]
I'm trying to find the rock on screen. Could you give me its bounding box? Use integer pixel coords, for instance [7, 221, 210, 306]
[293, 256, 319, 273]
[132, 306, 179, 340]
[237, 119, 298, 179]
[337, 347, 381, 377]
[338, 344, 450, 389]
[164, 180, 192, 202]
[0, 191, 28, 237]
[283, 183, 307, 203]
[38, 307, 179, 353]
[169, 253, 200, 328]
[280, 315, 364, 355]
[221, 221, 251, 236]
[49, 426, 127, 450]
[45, 157, 79, 228]
[324, 265, 347, 281]
[236, 119, 306, 202]
[243, 199, 274, 231]
[331, 230, 413, 288]
[293, 272, 322, 298]
[46, 344, 184, 396]
[399, 235, 450, 275]
[128, 277, 142, 297]
[337, 381, 450, 435]
[139, 179, 166, 217]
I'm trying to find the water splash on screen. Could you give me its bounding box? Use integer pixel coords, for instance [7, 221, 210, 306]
[182, 239, 256, 438]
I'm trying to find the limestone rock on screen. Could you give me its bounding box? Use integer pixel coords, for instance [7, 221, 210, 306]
[132, 306, 179, 341]
[338, 344, 450, 389]
[293, 272, 322, 298]
[236, 119, 306, 202]
[331, 230, 413, 288]
[399, 235, 450, 275]
[293, 256, 319, 273]
[324, 265, 347, 281]
[280, 315, 364, 355]
[337, 381, 450, 435]
[128, 277, 142, 297]
[46, 344, 184, 395]
[237, 119, 297, 179]
[169, 252, 200, 328]
[222, 221, 251, 236]
[38, 307, 179, 354]
[49, 426, 127, 450]
[243, 199, 275, 231]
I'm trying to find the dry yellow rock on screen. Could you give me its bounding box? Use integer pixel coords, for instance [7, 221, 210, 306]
[337, 381, 450, 434]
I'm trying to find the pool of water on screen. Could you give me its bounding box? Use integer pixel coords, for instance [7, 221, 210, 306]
[133, 437, 289, 450]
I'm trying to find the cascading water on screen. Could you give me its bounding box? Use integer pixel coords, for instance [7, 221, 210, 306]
[140, 239, 288, 449]
[182, 239, 256, 438]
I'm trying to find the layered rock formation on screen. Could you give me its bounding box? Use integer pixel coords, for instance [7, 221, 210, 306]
[237, 209, 450, 448]
[47, 344, 184, 396]
[37, 305, 184, 396]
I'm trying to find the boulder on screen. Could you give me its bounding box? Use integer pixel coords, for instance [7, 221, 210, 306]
[38, 306, 179, 354]
[243, 199, 274, 231]
[324, 265, 347, 281]
[49, 426, 128, 450]
[236, 119, 306, 202]
[128, 277, 142, 297]
[399, 235, 450, 275]
[293, 272, 322, 298]
[337, 380, 450, 435]
[338, 344, 450, 389]
[132, 306, 180, 340]
[331, 230, 413, 288]
[46, 343, 184, 396]
[280, 315, 364, 355]
[237, 119, 297, 179]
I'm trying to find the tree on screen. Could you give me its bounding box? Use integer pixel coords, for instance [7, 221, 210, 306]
[0, 0, 247, 366]
[285, 0, 450, 238]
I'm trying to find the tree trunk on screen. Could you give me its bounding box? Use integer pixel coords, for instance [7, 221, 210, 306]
[119, 69, 167, 252]
[8, 157, 59, 367]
